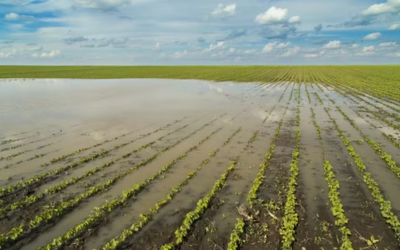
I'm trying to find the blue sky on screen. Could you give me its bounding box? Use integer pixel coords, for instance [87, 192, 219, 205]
[0, 0, 399, 65]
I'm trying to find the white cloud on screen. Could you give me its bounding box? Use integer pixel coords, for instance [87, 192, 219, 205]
[203, 41, 224, 52]
[277, 42, 291, 48]
[211, 4, 236, 19]
[5, 12, 36, 21]
[255, 6, 288, 25]
[282, 46, 300, 57]
[262, 42, 277, 53]
[229, 48, 236, 53]
[255, 6, 300, 27]
[288, 16, 301, 24]
[262, 42, 291, 53]
[155, 42, 161, 51]
[362, 3, 395, 15]
[304, 53, 319, 58]
[31, 50, 61, 58]
[362, 0, 400, 16]
[379, 42, 396, 47]
[323, 40, 341, 49]
[170, 50, 187, 59]
[363, 32, 382, 40]
[363, 46, 374, 52]
[389, 24, 400, 30]
[0, 52, 13, 58]
[352, 44, 360, 48]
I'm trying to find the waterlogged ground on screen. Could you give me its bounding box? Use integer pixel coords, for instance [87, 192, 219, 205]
[1, 78, 400, 250]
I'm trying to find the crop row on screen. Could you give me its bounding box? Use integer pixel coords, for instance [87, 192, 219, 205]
[309, 106, 354, 249]
[41, 119, 183, 168]
[37, 125, 236, 250]
[313, 80, 400, 180]
[0, 117, 217, 220]
[247, 118, 283, 206]
[98, 127, 243, 250]
[324, 107, 400, 241]
[0, 120, 224, 249]
[334, 106, 400, 179]
[0, 118, 190, 198]
[160, 160, 237, 250]
[280, 127, 300, 249]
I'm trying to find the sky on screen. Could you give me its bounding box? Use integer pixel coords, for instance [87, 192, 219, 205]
[0, 0, 400, 65]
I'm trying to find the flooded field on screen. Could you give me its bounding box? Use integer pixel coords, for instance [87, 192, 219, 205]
[1, 77, 400, 250]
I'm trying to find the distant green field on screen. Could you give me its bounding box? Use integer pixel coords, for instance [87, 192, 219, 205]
[1, 65, 400, 102]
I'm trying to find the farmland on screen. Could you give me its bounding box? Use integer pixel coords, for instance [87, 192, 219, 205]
[0, 66, 400, 250]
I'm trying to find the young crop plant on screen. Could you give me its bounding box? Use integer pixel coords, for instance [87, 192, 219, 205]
[324, 160, 353, 249]
[280, 129, 300, 250]
[227, 218, 245, 250]
[0, 118, 192, 198]
[247, 119, 283, 206]
[324, 107, 400, 241]
[100, 128, 245, 250]
[160, 160, 237, 250]
[334, 106, 400, 179]
[0, 122, 222, 249]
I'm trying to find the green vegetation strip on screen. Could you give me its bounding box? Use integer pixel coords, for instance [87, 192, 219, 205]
[0, 119, 198, 217]
[0, 118, 186, 198]
[0, 118, 221, 249]
[310, 107, 353, 249]
[35, 126, 235, 250]
[247, 118, 284, 206]
[325, 107, 400, 241]
[280, 126, 300, 249]
[160, 160, 237, 250]
[335, 106, 400, 179]
[99, 128, 243, 250]
[323, 160, 353, 249]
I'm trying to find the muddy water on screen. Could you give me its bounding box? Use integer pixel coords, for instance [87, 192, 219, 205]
[2, 79, 400, 250]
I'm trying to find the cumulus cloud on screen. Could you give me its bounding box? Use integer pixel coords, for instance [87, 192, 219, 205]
[262, 42, 276, 53]
[304, 53, 319, 58]
[4, 12, 36, 21]
[277, 42, 291, 48]
[323, 41, 341, 49]
[361, 0, 400, 16]
[332, 0, 400, 28]
[314, 24, 323, 32]
[210, 4, 236, 19]
[170, 50, 188, 59]
[379, 42, 396, 47]
[288, 16, 301, 24]
[363, 32, 381, 40]
[352, 44, 360, 48]
[203, 41, 224, 52]
[363, 46, 374, 52]
[0, 52, 13, 58]
[255, 6, 288, 25]
[255, 6, 300, 39]
[262, 42, 291, 53]
[389, 24, 400, 30]
[282, 46, 300, 57]
[31, 50, 61, 58]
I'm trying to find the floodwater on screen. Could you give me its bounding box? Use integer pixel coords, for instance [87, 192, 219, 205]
[1, 79, 400, 250]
